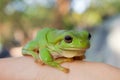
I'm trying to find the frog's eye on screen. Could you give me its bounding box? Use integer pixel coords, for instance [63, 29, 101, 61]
[64, 35, 73, 43]
[88, 33, 91, 40]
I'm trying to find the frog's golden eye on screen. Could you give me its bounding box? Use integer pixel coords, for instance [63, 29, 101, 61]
[88, 33, 91, 40]
[64, 35, 73, 43]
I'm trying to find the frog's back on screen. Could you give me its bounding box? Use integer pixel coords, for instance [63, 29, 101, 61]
[35, 28, 55, 48]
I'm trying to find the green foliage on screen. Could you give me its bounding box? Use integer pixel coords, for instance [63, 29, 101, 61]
[0, 0, 120, 45]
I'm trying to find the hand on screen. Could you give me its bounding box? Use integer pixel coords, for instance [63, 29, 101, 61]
[0, 56, 120, 80]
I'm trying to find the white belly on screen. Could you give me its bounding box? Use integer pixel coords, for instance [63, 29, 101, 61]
[52, 50, 86, 58]
[61, 50, 86, 58]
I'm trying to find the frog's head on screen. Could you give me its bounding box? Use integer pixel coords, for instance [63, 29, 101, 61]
[55, 30, 91, 58]
[58, 30, 91, 51]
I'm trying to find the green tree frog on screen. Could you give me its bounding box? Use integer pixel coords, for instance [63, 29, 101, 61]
[22, 28, 91, 73]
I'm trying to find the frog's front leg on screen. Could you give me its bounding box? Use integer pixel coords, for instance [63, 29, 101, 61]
[39, 48, 69, 73]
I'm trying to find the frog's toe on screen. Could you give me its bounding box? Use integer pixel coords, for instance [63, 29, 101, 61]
[62, 68, 69, 73]
[35, 59, 45, 65]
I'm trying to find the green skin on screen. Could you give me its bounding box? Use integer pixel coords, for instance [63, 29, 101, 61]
[22, 28, 90, 73]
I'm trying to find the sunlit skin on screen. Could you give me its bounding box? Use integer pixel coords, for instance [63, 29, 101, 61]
[22, 28, 91, 73]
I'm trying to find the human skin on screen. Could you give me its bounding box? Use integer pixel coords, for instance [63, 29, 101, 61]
[0, 56, 120, 80]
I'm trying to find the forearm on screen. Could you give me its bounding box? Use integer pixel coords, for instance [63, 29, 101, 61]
[0, 56, 120, 80]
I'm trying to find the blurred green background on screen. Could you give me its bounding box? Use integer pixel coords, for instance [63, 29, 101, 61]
[0, 0, 120, 68]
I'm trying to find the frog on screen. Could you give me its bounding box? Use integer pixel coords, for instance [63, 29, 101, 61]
[22, 28, 91, 73]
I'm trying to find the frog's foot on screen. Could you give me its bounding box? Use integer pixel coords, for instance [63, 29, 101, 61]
[55, 57, 74, 64]
[35, 59, 45, 65]
[62, 67, 69, 73]
[57, 66, 69, 73]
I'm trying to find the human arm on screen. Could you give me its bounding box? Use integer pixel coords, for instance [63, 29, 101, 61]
[0, 56, 120, 80]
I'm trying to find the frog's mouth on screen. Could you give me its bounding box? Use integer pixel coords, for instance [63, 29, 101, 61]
[61, 48, 88, 51]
